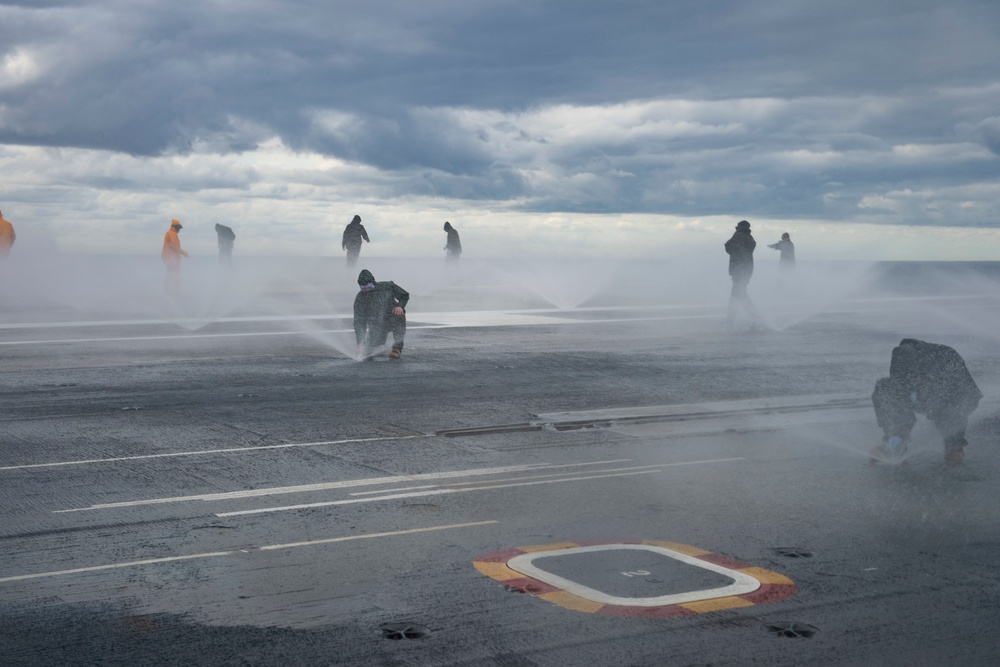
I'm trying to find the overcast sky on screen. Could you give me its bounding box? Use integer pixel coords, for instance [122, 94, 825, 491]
[2, 0, 999, 258]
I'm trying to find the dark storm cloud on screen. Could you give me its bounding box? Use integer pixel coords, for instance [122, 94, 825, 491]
[1, 0, 999, 224]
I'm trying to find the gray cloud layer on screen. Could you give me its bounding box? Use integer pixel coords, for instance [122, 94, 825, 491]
[2, 0, 1000, 228]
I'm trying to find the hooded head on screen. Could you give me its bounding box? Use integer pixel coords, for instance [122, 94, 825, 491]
[736, 220, 750, 231]
[351, 215, 361, 224]
[781, 232, 790, 240]
[357, 269, 376, 291]
[171, 219, 183, 229]
[443, 221, 452, 231]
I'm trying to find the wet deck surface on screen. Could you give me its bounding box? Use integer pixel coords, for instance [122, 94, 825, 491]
[2, 282, 1000, 666]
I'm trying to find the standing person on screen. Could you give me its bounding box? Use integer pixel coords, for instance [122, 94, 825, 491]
[342, 215, 370, 267]
[443, 221, 462, 260]
[0, 210, 15, 258]
[767, 232, 795, 270]
[871, 338, 982, 464]
[353, 269, 409, 360]
[215, 223, 236, 268]
[161, 219, 189, 295]
[724, 220, 761, 329]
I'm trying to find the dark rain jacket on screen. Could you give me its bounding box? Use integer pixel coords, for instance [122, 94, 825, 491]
[888, 338, 982, 419]
[444, 225, 462, 257]
[353, 270, 409, 344]
[342, 221, 370, 251]
[725, 229, 756, 280]
[215, 224, 236, 246]
[768, 239, 795, 268]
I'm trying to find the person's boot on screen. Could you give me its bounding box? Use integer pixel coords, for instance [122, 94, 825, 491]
[870, 436, 907, 464]
[389, 348, 401, 359]
[944, 447, 965, 464]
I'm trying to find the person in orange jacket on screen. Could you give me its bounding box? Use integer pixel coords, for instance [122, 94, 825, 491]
[161, 219, 189, 294]
[0, 210, 15, 258]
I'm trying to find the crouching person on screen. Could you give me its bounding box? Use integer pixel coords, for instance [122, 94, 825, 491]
[871, 338, 982, 464]
[354, 269, 408, 360]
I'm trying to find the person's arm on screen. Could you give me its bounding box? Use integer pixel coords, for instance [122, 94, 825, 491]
[361, 226, 370, 243]
[166, 233, 185, 256]
[391, 282, 409, 310]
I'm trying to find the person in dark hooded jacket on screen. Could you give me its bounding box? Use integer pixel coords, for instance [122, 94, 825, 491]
[443, 221, 462, 260]
[342, 215, 370, 267]
[215, 223, 236, 268]
[767, 233, 795, 270]
[871, 338, 982, 464]
[724, 220, 762, 329]
[354, 269, 409, 359]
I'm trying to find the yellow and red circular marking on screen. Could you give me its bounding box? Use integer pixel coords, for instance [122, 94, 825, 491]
[473, 539, 796, 617]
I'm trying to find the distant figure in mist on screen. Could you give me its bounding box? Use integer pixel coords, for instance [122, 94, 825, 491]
[0, 210, 15, 258]
[354, 269, 409, 360]
[161, 219, 189, 295]
[342, 215, 370, 267]
[724, 220, 762, 329]
[215, 223, 236, 268]
[871, 338, 982, 464]
[443, 221, 462, 260]
[767, 233, 795, 270]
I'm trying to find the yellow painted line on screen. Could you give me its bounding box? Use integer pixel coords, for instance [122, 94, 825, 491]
[473, 561, 521, 582]
[539, 591, 604, 613]
[680, 596, 755, 613]
[739, 566, 795, 586]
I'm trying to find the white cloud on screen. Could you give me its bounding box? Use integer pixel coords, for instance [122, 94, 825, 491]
[0, 48, 43, 89]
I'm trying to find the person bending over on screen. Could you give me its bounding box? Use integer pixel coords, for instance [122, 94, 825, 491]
[353, 269, 409, 360]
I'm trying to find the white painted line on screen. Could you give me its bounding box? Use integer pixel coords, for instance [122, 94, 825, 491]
[0, 314, 354, 330]
[506, 544, 761, 607]
[54, 460, 633, 512]
[2, 435, 431, 471]
[0, 305, 704, 331]
[0, 552, 234, 584]
[260, 520, 498, 550]
[0, 520, 497, 584]
[347, 464, 666, 496]
[0, 325, 454, 347]
[216, 458, 745, 517]
[0, 312, 720, 346]
[535, 393, 865, 422]
[216, 470, 662, 517]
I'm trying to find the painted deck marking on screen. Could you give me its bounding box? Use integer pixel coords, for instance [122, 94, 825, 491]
[54, 460, 634, 512]
[507, 544, 760, 606]
[0, 521, 497, 584]
[215, 458, 745, 517]
[474, 539, 796, 616]
[1, 435, 431, 471]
